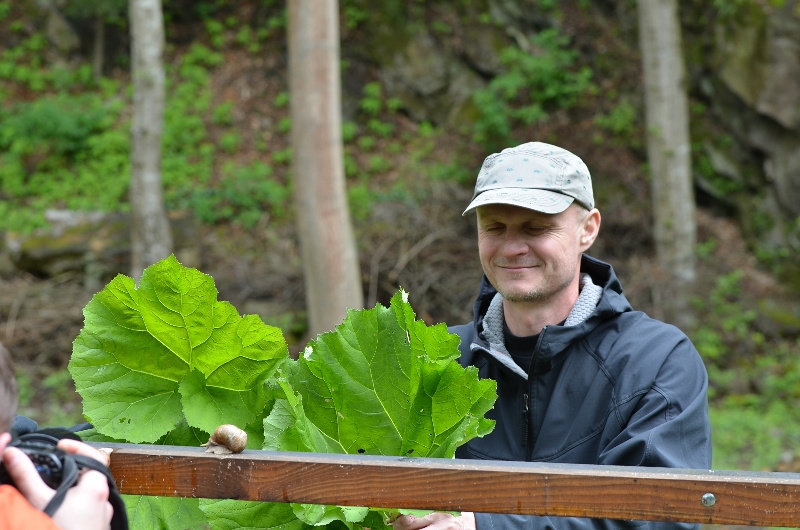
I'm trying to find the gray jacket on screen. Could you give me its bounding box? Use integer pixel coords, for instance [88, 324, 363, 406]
[450, 254, 712, 530]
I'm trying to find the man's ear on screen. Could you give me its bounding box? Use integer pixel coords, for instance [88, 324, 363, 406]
[579, 208, 601, 250]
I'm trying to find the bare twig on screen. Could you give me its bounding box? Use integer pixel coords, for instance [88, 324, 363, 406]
[388, 229, 452, 283]
[5, 281, 29, 343]
[367, 238, 396, 308]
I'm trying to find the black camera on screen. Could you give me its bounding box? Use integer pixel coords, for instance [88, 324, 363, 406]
[1, 430, 128, 529]
[0, 438, 66, 489]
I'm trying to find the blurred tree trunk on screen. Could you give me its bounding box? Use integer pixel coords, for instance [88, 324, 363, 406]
[288, 0, 364, 337]
[637, 0, 696, 328]
[129, 0, 172, 282]
[93, 15, 104, 78]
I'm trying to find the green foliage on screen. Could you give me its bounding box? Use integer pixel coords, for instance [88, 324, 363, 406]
[343, 3, 370, 29]
[711, 397, 800, 471]
[692, 268, 800, 470]
[342, 120, 358, 143]
[71, 255, 289, 445]
[271, 148, 292, 166]
[0, 33, 94, 92]
[274, 91, 290, 108]
[204, 18, 226, 48]
[360, 82, 384, 116]
[711, 0, 759, 21]
[427, 161, 474, 185]
[367, 154, 392, 174]
[278, 116, 292, 134]
[186, 161, 289, 228]
[710, 337, 800, 470]
[368, 118, 395, 137]
[593, 101, 637, 139]
[471, 28, 593, 150]
[347, 183, 372, 221]
[691, 270, 758, 367]
[64, 0, 127, 24]
[0, 93, 127, 232]
[0, 94, 112, 159]
[212, 101, 235, 125]
[0, 33, 287, 234]
[218, 131, 242, 153]
[71, 258, 497, 529]
[691, 139, 747, 198]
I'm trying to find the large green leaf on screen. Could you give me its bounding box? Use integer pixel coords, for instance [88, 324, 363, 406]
[262, 290, 497, 528]
[69, 255, 289, 443]
[266, 290, 496, 457]
[124, 495, 206, 530]
[200, 499, 315, 530]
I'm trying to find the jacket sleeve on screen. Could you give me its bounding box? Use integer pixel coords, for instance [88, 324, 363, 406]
[473, 332, 712, 530]
[598, 331, 712, 471]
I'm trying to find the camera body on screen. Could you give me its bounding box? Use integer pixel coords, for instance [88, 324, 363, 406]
[0, 439, 65, 489]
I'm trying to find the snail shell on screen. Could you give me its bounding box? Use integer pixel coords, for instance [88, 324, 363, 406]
[202, 424, 247, 454]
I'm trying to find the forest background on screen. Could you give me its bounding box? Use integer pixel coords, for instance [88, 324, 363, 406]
[0, 0, 800, 478]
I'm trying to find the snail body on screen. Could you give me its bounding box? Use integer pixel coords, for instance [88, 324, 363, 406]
[201, 424, 247, 454]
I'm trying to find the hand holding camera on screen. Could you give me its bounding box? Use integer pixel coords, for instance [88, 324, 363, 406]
[0, 431, 122, 530]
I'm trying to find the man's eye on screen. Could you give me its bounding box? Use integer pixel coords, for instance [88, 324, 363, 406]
[526, 226, 547, 235]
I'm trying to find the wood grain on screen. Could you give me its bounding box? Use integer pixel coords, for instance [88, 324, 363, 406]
[95, 443, 800, 527]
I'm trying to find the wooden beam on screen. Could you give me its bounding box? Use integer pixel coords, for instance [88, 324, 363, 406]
[96, 443, 800, 527]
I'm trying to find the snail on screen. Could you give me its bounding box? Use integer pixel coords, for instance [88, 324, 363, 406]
[201, 424, 247, 454]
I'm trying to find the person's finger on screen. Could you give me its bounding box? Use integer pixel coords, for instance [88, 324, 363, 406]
[2, 446, 55, 510]
[393, 514, 424, 530]
[78, 471, 114, 528]
[50, 469, 113, 530]
[73, 469, 110, 499]
[0, 431, 11, 452]
[394, 512, 473, 530]
[394, 513, 453, 530]
[57, 439, 110, 467]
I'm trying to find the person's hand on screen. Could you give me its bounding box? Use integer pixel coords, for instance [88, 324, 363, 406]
[2, 436, 113, 530]
[393, 511, 476, 530]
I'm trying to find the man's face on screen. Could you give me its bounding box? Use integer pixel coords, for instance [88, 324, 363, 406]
[476, 203, 596, 304]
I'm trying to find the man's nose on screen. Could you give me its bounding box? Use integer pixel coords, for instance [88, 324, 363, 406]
[499, 235, 529, 256]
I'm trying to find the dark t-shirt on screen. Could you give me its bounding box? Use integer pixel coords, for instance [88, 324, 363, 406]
[502, 320, 539, 373]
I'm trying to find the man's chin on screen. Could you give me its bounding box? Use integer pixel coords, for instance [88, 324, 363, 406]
[496, 283, 545, 303]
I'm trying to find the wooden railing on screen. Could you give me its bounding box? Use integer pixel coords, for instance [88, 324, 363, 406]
[95, 443, 800, 528]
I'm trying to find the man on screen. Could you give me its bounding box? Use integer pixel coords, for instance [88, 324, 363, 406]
[0, 342, 114, 530]
[394, 142, 712, 530]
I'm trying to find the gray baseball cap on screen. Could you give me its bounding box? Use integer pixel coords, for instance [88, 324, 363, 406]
[462, 142, 594, 215]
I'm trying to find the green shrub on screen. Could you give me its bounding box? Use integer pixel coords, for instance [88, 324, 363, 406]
[186, 161, 289, 227]
[471, 28, 594, 149]
[0, 94, 111, 158]
[0, 93, 125, 232]
[712, 392, 800, 471]
[594, 101, 637, 138]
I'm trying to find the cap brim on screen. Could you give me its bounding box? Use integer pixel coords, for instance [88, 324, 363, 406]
[462, 188, 575, 216]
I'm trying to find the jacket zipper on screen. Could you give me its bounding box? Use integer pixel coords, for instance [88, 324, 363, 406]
[521, 392, 529, 454]
[524, 329, 545, 460]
